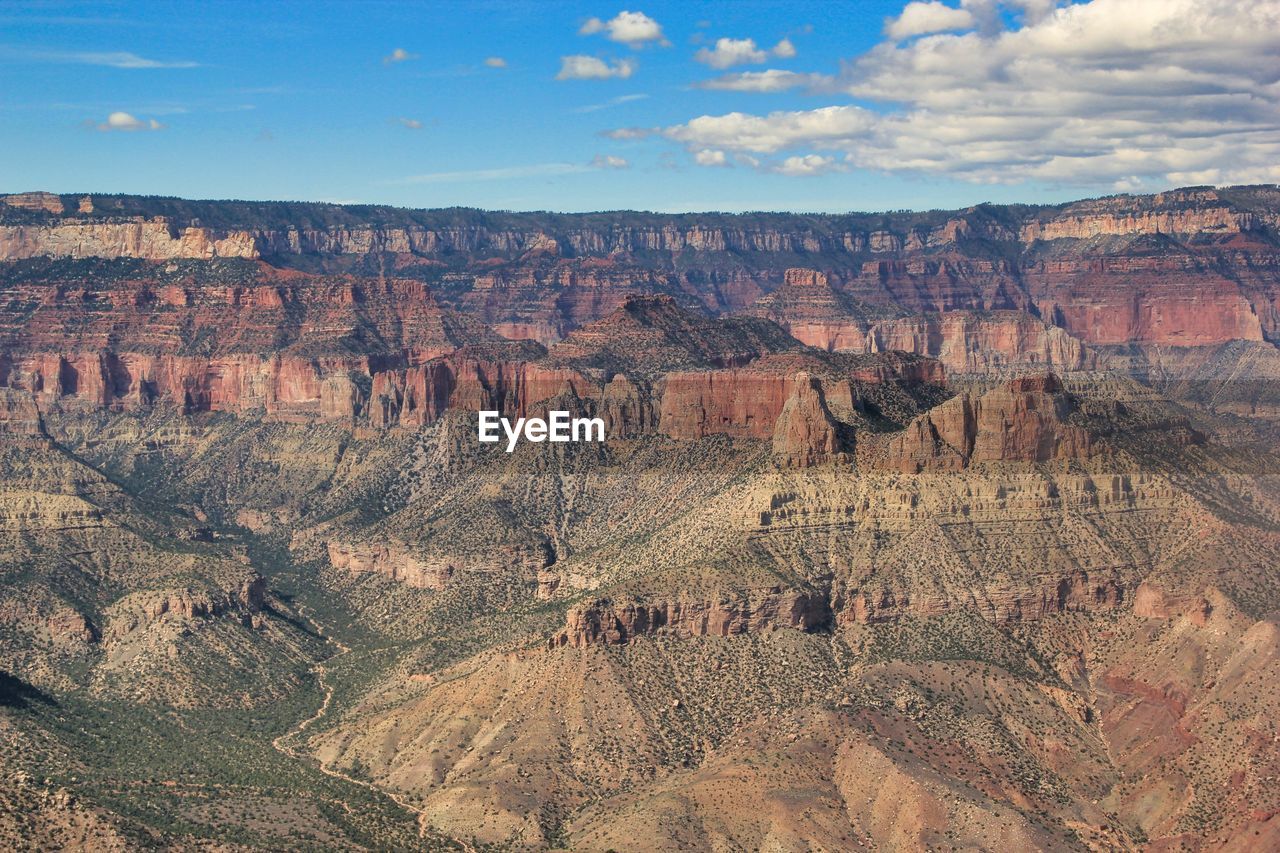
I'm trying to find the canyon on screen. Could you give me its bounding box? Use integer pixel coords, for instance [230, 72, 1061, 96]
[2, 185, 1280, 851]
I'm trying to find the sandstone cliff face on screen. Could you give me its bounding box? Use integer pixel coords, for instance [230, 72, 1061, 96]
[779, 310, 1096, 373]
[2, 350, 373, 420]
[0, 274, 470, 421]
[1019, 187, 1280, 241]
[1, 192, 65, 215]
[0, 276, 942, 452]
[1027, 259, 1266, 346]
[1131, 580, 1215, 622]
[748, 454, 1196, 633]
[782, 267, 829, 288]
[843, 569, 1126, 624]
[755, 269, 1096, 372]
[550, 586, 830, 648]
[4, 186, 1278, 348]
[771, 373, 848, 468]
[0, 221, 260, 260]
[657, 369, 796, 440]
[326, 541, 454, 590]
[875, 374, 1092, 472]
[865, 312, 1094, 373]
[371, 357, 618, 429]
[0, 389, 45, 440]
[102, 574, 266, 643]
[654, 352, 939, 447]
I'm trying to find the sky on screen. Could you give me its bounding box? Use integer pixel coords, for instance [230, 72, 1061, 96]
[1, 0, 1278, 213]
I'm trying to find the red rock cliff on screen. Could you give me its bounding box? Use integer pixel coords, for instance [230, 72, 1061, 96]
[875, 374, 1093, 472]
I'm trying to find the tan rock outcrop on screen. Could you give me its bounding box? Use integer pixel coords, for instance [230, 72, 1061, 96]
[2, 192, 65, 214]
[0, 220, 260, 260]
[370, 358, 589, 428]
[0, 390, 45, 439]
[843, 569, 1126, 624]
[863, 312, 1093, 373]
[1132, 581, 1215, 622]
[103, 575, 266, 642]
[782, 267, 829, 288]
[549, 586, 830, 647]
[326, 541, 454, 590]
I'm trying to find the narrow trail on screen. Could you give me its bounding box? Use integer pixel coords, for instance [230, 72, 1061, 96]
[269, 603, 477, 852]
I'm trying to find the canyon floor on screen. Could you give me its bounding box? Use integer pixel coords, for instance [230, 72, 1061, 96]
[2, 187, 1280, 851]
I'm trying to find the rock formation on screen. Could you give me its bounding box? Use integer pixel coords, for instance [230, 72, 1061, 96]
[550, 586, 830, 647]
[875, 374, 1092, 472]
[3, 185, 1277, 345]
[4, 186, 1280, 852]
[326, 541, 454, 590]
[771, 373, 848, 467]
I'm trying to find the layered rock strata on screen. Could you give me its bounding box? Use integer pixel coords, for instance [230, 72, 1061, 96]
[550, 587, 831, 648]
[4, 185, 1278, 345]
[874, 374, 1093, 472]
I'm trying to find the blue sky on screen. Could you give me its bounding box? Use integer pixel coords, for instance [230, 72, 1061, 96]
[2, 0, 1277, 212]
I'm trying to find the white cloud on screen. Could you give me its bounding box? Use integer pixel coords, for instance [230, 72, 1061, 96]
[886, 2, 975, 39]
[664, 106, 875, 153]
[580, 11, 667, 46]
[773, 37, 797, 59]
[694, 37, 797, 69]
[695, 38, 766, 68]
[556, 55, 636, 80]
[591, 154, 631, 169]
[95, 111, 164, 132]
[398, 117, 423, 129]
[8, 48, 197, 68]
[694, 149, 730, 167]
[484, 56, 507, 68]
[772, 154, 843, 176]
[648, 0, 1280, 185]
[383, 47, 417, 64]
[697, 69, 814, 92]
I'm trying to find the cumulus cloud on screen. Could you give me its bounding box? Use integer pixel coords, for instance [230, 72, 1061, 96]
[591, 154, 631, 168]
[95, 111, 164, 132]
[556, 55, 637, 80]
[397, 117, 423, 129]
[694, 37, 797, 69]
[484, 56, 507, 68]
[771, 154, 843, 176]
[579, 11, 667, 46]
[885, 1, 975, 39]
[648, 0, 1280, 185]
[383, 47, 417, 64]
[697, 69, 815, 92]
[694, 149, 730, 167]
[695, 38, 765, 68]
[664, 106, 875, 153]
